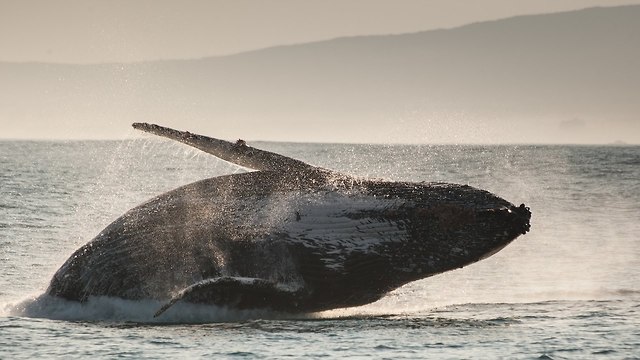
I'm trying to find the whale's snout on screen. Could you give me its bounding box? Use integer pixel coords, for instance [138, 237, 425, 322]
[476, 202, 531, 238]
[508, 203, 531, 236]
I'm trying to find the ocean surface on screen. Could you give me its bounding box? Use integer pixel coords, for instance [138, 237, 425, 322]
[0, 138, 638, 359]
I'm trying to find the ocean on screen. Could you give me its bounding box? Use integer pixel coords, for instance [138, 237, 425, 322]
[1, 139, 638, 359]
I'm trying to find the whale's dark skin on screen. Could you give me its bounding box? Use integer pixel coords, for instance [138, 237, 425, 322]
[47, 123, 531, 317]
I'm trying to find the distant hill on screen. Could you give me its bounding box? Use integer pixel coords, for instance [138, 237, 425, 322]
[1, 5, 639, 143]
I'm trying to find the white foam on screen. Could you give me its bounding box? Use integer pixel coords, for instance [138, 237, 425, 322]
[2, 293, 306, 324]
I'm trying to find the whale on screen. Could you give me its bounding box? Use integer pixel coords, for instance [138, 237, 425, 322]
[47, 123, 531, 317]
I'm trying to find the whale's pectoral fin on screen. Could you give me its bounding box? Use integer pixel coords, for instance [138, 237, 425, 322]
[154, 277, 305, 318]
[132, 122, 317, 172]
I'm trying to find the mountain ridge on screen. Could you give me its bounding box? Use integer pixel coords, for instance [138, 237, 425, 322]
[1, 5, 639, 143]
[3, 4, 635, 66]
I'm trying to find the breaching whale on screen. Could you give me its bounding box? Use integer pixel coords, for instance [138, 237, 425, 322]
[47, 123, 531, 317]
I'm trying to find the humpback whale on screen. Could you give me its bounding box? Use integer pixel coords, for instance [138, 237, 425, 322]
[47, 123, 531, 318]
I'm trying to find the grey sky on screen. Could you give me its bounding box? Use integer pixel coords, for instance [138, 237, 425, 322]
[2, 0, 640, 63]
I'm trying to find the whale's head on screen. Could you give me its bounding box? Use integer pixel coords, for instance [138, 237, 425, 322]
[387, 183, 531, 280]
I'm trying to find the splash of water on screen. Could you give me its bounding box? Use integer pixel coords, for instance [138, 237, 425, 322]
[3, 294, 310, 324]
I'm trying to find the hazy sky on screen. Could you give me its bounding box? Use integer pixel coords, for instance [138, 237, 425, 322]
[3, 0, 640, 63]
